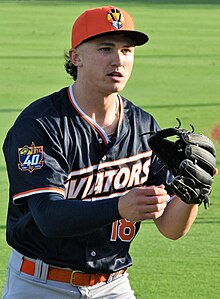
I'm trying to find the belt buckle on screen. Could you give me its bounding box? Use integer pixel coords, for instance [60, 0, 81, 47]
[70, 270, 84, 286]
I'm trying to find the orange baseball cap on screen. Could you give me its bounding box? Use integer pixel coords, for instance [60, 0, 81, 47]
[71, 6, 149, 48]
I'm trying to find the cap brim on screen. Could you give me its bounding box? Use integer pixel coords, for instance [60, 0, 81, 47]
[79, 30, 149, 47]
[121, 30, 149, 46]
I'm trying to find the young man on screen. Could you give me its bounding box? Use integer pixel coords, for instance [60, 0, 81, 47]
[2, 6, 199, 299]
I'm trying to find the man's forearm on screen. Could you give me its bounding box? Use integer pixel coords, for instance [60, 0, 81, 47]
[154, 196, 198, 240]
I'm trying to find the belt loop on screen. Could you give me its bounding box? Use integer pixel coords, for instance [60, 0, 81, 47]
[34, 259, 43, 280]
[33, 259, 49, 282]
[40, 261, 49, 281]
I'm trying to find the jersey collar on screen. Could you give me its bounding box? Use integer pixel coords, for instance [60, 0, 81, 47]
[67, 84, 123, 145]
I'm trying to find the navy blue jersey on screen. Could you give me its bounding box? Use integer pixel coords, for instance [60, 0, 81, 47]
[3, 85, 173, 273]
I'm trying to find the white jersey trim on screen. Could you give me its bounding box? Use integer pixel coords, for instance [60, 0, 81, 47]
[68, 84, 110, 144]
[13, 188, 65, 204]
[67, 150, 152, 178]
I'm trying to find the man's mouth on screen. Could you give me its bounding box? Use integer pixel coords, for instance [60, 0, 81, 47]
[108, 71, 123, 78]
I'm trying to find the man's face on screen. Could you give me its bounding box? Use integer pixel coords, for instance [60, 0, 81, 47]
[72, 34, 135, 95]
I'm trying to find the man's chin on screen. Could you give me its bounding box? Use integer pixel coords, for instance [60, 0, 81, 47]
[111, 83, 126, 93]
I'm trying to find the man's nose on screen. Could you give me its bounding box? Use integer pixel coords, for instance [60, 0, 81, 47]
[111, 51, 123, 67]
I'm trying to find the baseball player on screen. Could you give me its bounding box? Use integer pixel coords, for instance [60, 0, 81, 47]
[2, 6, 199, 299]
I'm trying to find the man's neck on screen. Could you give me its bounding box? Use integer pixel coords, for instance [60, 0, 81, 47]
[71, 83, 120, 136]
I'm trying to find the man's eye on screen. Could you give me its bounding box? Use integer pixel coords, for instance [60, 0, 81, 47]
[99, 47, 111, 52]
[122, 49, 131, 54]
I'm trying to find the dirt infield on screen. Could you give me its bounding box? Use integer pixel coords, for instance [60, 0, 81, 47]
[211, 123, 220, 144]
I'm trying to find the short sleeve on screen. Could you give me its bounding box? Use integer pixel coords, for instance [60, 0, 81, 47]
[3, 116, 69, 204]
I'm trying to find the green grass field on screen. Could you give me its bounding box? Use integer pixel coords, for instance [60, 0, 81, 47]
[0, 0, 220, 298]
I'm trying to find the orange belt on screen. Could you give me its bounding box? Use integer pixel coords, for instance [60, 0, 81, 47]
[20, 259, 126, 287]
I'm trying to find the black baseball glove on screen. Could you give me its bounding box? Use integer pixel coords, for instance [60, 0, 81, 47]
[148, 121, 216, 208]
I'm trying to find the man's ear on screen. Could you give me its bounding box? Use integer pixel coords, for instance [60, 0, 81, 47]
[69, 48, 83, 67]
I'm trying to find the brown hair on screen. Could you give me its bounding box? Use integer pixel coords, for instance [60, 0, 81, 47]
[64, 52, 77, 81]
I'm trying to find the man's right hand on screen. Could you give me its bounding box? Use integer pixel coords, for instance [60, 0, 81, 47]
[118, 185, 170, 222]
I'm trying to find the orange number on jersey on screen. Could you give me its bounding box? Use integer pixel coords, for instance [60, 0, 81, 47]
[111, 219, 136, 242]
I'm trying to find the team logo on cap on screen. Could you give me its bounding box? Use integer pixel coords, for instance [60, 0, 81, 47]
[18, 142, 44, 172]
[107, 8, 124, 29]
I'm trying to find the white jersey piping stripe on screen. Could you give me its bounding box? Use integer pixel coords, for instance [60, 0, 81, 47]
[13, 188, 65, 202]
[82, 192, 176, 203]
[81, 191, 175, 202]
[67, 164, 99, 179]
[81, 190, 129, 201]
[68, 85, 110, 144]
[68, 150, 152, 177]
[99, 151, 152, 170]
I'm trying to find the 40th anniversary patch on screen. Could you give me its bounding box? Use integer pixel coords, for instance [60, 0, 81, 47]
[18, 142, 44, 173]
